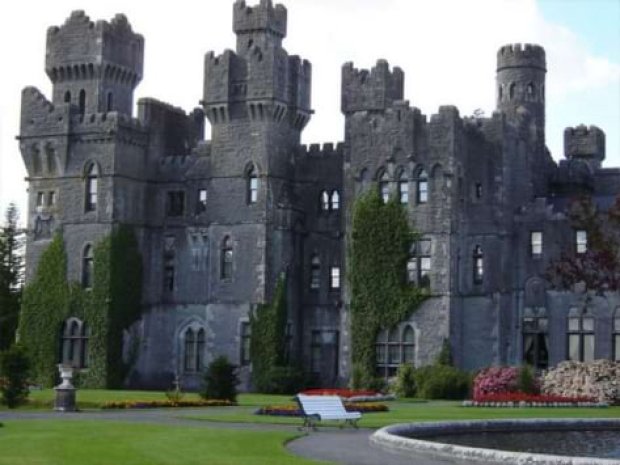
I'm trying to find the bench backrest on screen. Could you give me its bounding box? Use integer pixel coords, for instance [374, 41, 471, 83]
[296, 394, 348, 416]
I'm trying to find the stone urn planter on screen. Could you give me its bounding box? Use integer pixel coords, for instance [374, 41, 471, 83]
[54, 364, 76, 412]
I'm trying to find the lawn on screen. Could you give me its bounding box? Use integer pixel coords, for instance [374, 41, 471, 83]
[0, 420, 326, 465]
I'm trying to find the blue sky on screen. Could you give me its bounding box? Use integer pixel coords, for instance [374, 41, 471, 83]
[0, 0, 618, 220]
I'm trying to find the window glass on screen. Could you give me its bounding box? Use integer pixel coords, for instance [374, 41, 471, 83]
[576, 230, 588, 254]
[583, 334, 595, 362]
[531, 231, 543, 256]
[568, 317, 580, 332]
[331, 191, 340, 211]
[330, 266, 341, 289]
[166, 191, 185, 217]
[417, 170, 428, 204]
[196, 189, 207, 214]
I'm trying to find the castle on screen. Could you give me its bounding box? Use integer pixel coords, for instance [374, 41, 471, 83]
[18, 1, 620, 389]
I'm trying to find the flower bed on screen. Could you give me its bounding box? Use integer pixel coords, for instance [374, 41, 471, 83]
[463, 391, 607, 408]
[301, 388, 378, 398]
[255, 402, 389, 416]
[101, 399, 235, 409]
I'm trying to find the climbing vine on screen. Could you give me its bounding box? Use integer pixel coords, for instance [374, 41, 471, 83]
[249, 274, 288, 392]
[18, 227, 142, 388]
[348, 190, 427, 386]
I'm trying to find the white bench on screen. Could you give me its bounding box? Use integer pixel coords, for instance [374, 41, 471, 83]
[295, 394, 362, 430]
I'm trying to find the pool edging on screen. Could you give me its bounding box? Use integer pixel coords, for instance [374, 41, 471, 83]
[370, 419, 620, 465]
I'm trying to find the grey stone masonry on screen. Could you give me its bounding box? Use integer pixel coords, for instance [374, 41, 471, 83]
[18, 1, 620, 389]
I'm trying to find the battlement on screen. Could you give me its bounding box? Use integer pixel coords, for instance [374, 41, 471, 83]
[233, 0, 287, 38]
[497, 43, 546, 71]
[341, 60, 404, 114]
[298, 142, 344, 157]
[46, 10, 144, 82]
[564, 125, 605, 163]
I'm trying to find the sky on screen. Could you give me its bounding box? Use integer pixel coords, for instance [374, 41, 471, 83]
[1, 0, 619, 224]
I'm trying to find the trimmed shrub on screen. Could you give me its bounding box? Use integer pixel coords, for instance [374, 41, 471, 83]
[436, 339, 453, 366]
[415, 365, 470, 400]
[395, 364, 417, 398]
[517, 365, 539, 394]
[0, 344, 30, 408]
[253, 366, 307, 395]
[201, 356, 238, 402]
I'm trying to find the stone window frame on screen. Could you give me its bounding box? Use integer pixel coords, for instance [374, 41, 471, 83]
[183, 327, 205, 373]
[530, 231, 543, 257]
[310, 253, 321, 290]
[239, 320, 251, 366]
[377, 168, 390, 204]
[310, 328, 339, 375]
[567, 308, 595, 363]
[246, 164, 259, 205]
[473, 245, 484, 285]
[220, 236, 234, 281]
[36, 191, 45, 208]
[84, 161, 99, 213]
[522, 307, 549, 370]
[81, 243, 94, 290]
[407, 238, 431, 289]
[376, 324, 416, 378]
[60, 317, 89, 369]
[416, 168, 428, 205]
[575, 230, 588, 255]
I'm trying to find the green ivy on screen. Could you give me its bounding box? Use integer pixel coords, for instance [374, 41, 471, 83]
[348, 190, 427, 385]
[18, 227, 142, 388]
[249, 274, 288, 391]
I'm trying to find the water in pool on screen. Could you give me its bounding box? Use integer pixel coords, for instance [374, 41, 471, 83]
[420, 429, 620, 459]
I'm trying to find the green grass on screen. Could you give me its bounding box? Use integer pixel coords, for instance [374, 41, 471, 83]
[0, 420, 326, 465]
[183, 400, 620, 429]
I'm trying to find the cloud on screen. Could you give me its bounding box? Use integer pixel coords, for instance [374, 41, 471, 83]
[0, 0, 618, 220]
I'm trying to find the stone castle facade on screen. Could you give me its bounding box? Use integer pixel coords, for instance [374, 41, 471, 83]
[18, 1, 620, 389]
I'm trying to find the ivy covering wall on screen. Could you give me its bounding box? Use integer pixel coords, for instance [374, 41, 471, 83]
[249, 274, 288, 391]
[19, 227, 142, 388]
[349, 190, 427, 385]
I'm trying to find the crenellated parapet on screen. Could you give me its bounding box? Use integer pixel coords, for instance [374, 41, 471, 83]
[298, 142, 344, 158]
[233, 0, 287, 39]
[564, 125, 605, 170]
[46, 10, 144, 84]
[341, 60, 404, 114]
[203, 2, 311, 130]
[497, 43, 546, 72]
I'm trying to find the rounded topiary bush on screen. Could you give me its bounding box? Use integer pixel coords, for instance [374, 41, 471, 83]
[416, 365, 471, 400]
[201, 356, 239, 403]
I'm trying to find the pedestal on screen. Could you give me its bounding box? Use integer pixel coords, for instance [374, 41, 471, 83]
[54, 387, 76, 412]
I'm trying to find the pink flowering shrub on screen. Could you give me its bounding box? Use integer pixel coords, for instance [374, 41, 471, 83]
[473, 367, 519, 400]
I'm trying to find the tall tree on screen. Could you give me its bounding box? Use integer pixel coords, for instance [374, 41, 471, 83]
[546, 194, 620, 293]
[0, 204, 24, 350]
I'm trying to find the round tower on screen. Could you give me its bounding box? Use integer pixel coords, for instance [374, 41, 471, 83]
[496, 43, 546, 139]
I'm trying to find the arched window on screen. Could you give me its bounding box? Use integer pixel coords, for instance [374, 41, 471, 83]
[247, 165, 258, 204]
[526, 82, 535, 99]
[184, 328, 196, 372]
[473, 245, 484, 284]
[398, 172, 409, 205]
[402, 326, 415, 364]
[240, 322, 251, 365]
[416, 170, 428, 204]
[509, 82, 516, 100]
[78, 89, 86, 115]
[82, 245, 94, 289]
[310, 254, 321, 290]
[388, 328, 400, 369]
[378, 171, 390, 203]
[408, 239, 431, 288]
[614, 308, 620, 361]
[32, 146, 42, 176]
[522, 309, 549, 370]
[221, 236, 233, 280]
[60, 318, 89, 369]
[568, 310, 595, 362]
[106, 92, 113, 112]
[64, 91, 71, 104]
[85, 163, 98, 212]
[331, 190, 340, 211]
[498, 85, 503, 101]
[320, 190, 330, 211]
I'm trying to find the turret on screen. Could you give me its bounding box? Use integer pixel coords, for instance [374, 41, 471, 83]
[203, 1, 311, 130]
[564, 125, 605, 171]
[496, 44, 546, 140]
[341, 60, 404, 114]
[46, 10, 144, 116]
[233, 0, 287, 53]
